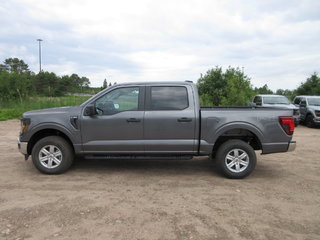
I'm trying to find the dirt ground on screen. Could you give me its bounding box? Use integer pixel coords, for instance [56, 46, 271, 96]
[0, 120, 319, 240]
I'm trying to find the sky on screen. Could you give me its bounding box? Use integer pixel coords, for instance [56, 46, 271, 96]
[0, 0, 319, 90]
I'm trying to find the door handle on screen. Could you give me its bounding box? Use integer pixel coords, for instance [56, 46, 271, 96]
[126, 118, 141, 122]
[177, 118, 192, 122]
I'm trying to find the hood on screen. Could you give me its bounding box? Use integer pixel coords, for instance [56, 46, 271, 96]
[23, 106, 77, 117]
[308, 105, 320, 111]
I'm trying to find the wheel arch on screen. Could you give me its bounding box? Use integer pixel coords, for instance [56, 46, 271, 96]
[27, 127, 74, 155]
[210, 123, 264, 156]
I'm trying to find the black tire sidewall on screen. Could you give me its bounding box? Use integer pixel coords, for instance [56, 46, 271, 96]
[32, 136, 74, 174]
[306, 115, 314, 128]
[216, 140, 256, 179]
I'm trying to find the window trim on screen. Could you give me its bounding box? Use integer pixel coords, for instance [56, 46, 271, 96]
[145, 86, 189, 111]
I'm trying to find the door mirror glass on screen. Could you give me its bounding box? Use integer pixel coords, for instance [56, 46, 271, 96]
[84, 105, 96, 116]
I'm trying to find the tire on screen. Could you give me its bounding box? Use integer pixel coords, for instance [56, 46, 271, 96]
[216, 140, 256, 179]
[306, 115, 315, 128]
[31, 136, 74, 174]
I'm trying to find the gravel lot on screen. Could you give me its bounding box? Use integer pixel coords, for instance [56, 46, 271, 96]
[0, 120, 319, 240]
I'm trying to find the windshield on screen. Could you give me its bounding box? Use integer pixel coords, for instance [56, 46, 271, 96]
[263, 96, 290, 104]
[307, 97, 320, 106]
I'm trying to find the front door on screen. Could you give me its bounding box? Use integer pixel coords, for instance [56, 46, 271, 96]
[81, 86, 144, 154]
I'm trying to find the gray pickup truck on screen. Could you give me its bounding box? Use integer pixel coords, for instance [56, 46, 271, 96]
[18, 81, 296, 178]
[293, 95, 320, 127]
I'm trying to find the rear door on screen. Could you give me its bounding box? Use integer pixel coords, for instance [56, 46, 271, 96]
[144, 85, 196, 154]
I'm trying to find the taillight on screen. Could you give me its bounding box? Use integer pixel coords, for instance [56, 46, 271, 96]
[279, 116, 295, 135]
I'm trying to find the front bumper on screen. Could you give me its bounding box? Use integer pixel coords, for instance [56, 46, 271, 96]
[314, 117, 320, 124]
[287, 141, 296, 152]
[17, 138, 28, 156]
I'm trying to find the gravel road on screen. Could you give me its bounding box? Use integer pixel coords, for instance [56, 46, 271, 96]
[0, 120, 319, 240]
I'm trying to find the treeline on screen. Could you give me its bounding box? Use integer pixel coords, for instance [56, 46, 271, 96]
[0, 58, 93, 101]
[197, 66, 320, 106]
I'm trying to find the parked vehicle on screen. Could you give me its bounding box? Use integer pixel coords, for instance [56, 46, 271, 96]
[293, 96, 320, 127]
[252, 94, 300, 125]
[18, 82, 296, 178]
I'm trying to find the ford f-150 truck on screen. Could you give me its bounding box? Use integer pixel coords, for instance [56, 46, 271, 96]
[293, 95, 320, 127]
[18, 81, 296, 178]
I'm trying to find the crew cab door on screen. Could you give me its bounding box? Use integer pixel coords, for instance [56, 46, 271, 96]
[144, 85, 197, 154]
[81, 86, 145, 154]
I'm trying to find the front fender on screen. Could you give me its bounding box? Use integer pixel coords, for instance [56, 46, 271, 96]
[26, 122, 77, 144]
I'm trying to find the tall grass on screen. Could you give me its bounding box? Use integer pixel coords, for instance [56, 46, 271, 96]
[0, 96, 90, 121]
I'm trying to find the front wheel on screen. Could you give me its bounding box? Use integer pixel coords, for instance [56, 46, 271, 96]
[306, 115, 315, 128]
[32, 136, 74, 174]
[216, 140, 256, 179]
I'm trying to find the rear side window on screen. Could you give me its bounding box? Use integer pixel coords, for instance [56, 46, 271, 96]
[151, 86, 188, 110]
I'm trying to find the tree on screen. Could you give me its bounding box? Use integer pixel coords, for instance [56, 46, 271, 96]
[254, 84, 273, 94]
[275, 89, 294, 99]
[103, 79, 108, 88]
[295, 73, 320, 96]
[1, 58, 30, 74]
[197, 66, 254, 106]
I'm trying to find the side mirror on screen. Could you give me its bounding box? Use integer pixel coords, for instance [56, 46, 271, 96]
[300, 103, 306, 108]
[246, 101, 256, 107]
[84, 105, 96, 116]
[256, 102, 262, 106]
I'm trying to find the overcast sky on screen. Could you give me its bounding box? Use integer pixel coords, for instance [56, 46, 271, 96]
[1, 0, 319, 90]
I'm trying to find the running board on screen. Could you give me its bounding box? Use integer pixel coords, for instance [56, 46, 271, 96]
[84, 155, 193, 160]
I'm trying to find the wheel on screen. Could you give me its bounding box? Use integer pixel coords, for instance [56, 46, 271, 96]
[216, 140, 256, 179]
[306, 115, 315, 128]
[32, 136, 74, 174]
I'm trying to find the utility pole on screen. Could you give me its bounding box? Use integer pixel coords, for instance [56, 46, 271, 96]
[37, 39, 43, 72]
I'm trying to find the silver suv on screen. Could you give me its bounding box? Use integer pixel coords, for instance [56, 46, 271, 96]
[253, 94, 300, 125]
[293, 96, 320, 127]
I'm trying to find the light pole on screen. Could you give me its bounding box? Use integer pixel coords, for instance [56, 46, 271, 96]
[37, 39, 43, 72]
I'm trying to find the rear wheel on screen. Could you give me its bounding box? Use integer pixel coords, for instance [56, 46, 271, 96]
[216, 140, 256, 179]
[32, 136, 74, 174]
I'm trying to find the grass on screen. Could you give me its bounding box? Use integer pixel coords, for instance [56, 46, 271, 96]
[0, 96, 91, 121]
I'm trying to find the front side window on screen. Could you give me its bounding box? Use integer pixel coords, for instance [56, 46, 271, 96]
[151, 86, 188, 110]
[300, 98, 307, 106]
[95, 87, 140, 115]
[253, 96, 262, 104]
[294, 97, 300, 105]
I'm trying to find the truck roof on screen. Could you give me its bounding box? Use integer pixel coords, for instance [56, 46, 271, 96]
[255, 94, 286, 97]
[295, 95, 320, 98]
[113, 81, 196, 87]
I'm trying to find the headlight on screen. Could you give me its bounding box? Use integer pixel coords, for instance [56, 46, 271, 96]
[20, 118, 30, 135]
[293, 109, 300, 115]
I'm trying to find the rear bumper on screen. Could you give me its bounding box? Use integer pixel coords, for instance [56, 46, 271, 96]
[262, 141, 296, 154]
[287, 141, 296, 152]
[17, 138, 28, 155]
